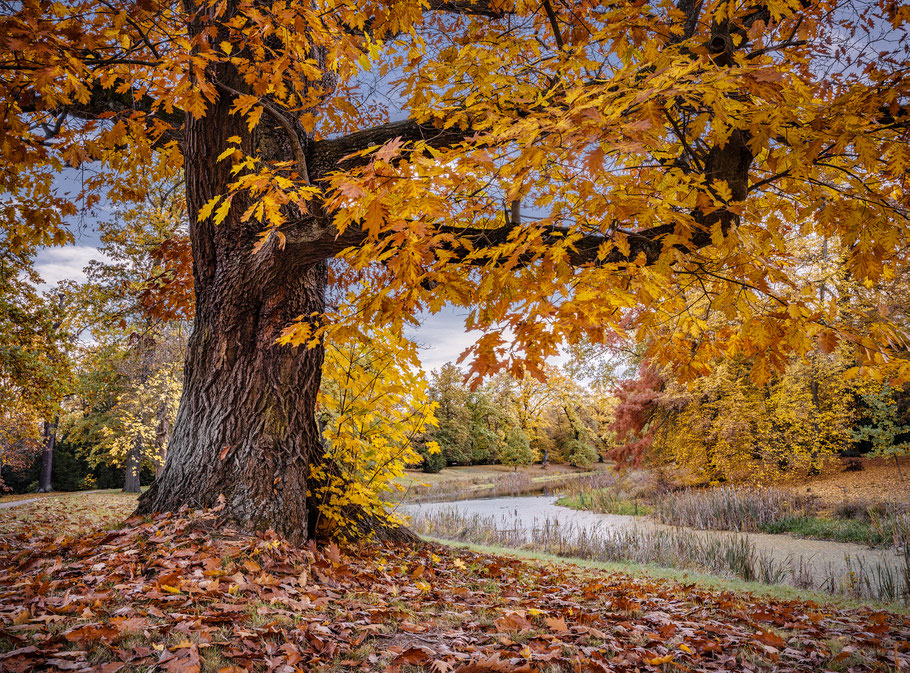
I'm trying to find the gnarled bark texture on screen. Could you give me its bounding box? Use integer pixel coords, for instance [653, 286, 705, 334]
[136, 56, 330, 541]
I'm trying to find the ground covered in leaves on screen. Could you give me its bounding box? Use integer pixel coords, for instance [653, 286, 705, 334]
[1, 496, 909, 672]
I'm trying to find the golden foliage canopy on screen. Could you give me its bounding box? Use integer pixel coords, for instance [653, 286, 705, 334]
[2, 0, 909, 382]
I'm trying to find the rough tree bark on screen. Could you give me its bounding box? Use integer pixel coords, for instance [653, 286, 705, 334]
[136, 51, 330, 540]
[123, 435, 142, 493]
[37, 417, 57, 493]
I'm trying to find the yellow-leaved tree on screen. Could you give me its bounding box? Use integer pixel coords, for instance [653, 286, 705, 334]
[648, 355, 855, 483]
[65, 330, 185, 491]
[314, 326, 438, 540]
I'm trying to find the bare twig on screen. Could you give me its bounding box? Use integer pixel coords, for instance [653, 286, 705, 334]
[215, 81, 311, 186]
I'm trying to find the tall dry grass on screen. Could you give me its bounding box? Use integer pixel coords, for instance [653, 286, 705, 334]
[652, 486, 816, 530]
[393, 469, 619, 504]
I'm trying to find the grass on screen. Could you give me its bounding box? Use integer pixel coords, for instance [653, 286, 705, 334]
[563, 482, 910, 548]
[759, 515, 890, 546]
[4, 486, 910, 672]
[0, 485, 149, 505]
[652, 486, 910, 549]
[389, 465, 617, 504]
[557, 489, 652, 516]
[652, 486, 817, 531]
[0, 490, 139, 537]
[0, 491, 60, 504]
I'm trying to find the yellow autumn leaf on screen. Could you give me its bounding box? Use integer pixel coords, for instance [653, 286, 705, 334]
[646, 654, 673, 666]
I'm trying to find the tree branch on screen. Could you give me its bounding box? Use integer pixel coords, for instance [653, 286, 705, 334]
[306, 118, 475, 179]
[37, 84, 185, 146]
[216, 81, 311, 185]
[426, 0, 509, 17]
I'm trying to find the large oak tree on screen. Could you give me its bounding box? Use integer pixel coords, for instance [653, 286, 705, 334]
[1, 0, 908, 540]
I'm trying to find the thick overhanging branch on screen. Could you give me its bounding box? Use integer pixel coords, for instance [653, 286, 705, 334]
[284, 205, 737, 272]
[24, 84, 185, 146]
[286, 121, 750, 270]
[306, 118, 475, 179]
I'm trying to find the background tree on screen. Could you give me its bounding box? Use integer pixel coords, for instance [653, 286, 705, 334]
[0, 244, 72, 491]
[498, 426, 534, 471]
[464, 388, 502, 465]
[71, 181, 191, 491]
[556, 404, 599, 468]
[64, 328, 185, 491]
[852, 382, 910, 480]
[0, 405, 42, 492]
[427, 364, 472, 466]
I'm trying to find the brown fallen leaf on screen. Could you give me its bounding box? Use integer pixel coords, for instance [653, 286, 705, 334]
[544, 616, 568, 633]
[400, 620, 427, 633]
[755, 629, 787, 649]
[387, 646, 435, 671]
[494, 611, 532, 632]
[454, 656, 533, 673]
[326, 541, 343, 564]
[63, 624, 119, 643]
[97, 663, 126, 673]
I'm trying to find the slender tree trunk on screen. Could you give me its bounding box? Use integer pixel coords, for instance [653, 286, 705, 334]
[154, 406, 170, 480]
[123, 435, 142, 493]
[154, 451, 165, 481]
[37, 417, 57, 493]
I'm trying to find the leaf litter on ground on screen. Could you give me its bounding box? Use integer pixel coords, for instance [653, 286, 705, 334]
[0, 496, 909, 672]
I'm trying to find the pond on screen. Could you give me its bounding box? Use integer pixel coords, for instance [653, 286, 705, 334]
[401, 495, 907, 594]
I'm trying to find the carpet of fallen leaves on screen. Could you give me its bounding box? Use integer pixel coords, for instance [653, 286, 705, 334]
[1, 498, 910, 673]
[0, 492, 138, 537]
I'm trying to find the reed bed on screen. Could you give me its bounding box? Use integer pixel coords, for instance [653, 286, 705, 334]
[652, 486, 817, 531]
[393, 469, 619, 504]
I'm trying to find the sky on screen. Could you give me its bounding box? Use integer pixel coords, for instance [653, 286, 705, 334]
[34, 219, 505, 373]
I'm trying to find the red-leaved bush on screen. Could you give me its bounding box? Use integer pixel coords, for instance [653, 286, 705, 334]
[608, 363, 664, 467]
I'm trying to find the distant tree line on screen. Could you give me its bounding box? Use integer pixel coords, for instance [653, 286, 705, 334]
[417, 363, 611, 473]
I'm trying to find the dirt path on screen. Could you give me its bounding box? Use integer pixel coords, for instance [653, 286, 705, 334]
[0, 497, 42, 510]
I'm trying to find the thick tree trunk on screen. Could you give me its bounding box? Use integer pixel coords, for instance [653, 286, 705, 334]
[135, 44, 333, 542]
[137, 258, 328, 541]
[123, 435, 142, 493]
[131, 23, 427, 543]
[37, 417, 57, 493]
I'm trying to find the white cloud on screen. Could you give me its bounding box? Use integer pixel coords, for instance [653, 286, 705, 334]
[34, 245, 109, 288]
[407, 308, 479, 373]
[408, 307, 570, 374]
